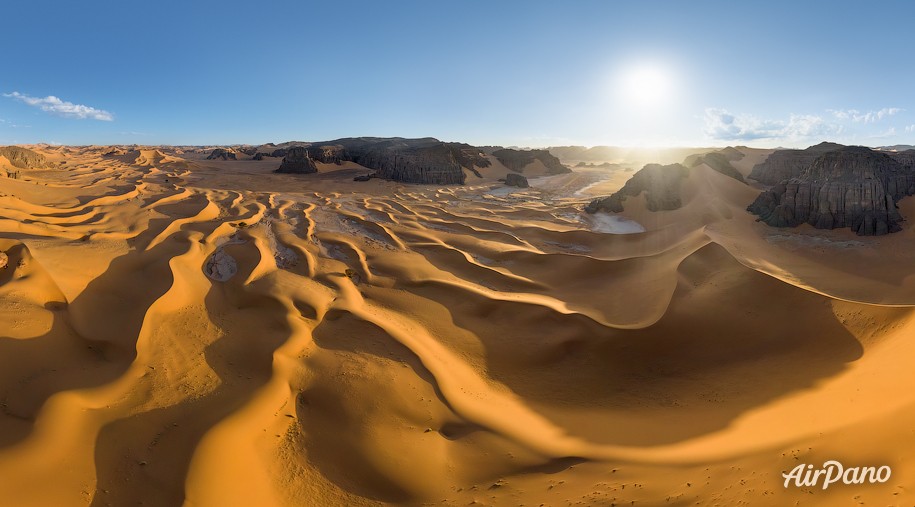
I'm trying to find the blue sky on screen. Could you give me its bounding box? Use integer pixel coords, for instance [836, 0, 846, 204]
[1, 0, 913, 148]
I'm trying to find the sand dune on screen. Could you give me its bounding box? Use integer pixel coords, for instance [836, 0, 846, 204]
[0, 146, 912, 506]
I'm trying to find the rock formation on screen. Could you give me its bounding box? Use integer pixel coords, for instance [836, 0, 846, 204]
[492, 148, 570, 174]
[748, 142, 843, 184]
[747, 146, 915, 235]
[275, 146, 318, 174]
[206, 148, 237, 160]
[586, 163, 689, 213]
[0, 251, 7, 270]
[278, 137, 492, 185]
[686, 151, 745, 183]
[0, 146, 53, 169]
[503, 173, 530, 188]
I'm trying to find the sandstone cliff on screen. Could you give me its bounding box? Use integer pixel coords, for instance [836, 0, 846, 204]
[290, 137, 492, 185]
[747, 142, 843, 184]
[747, 146, 915, 235]
[0, 146, 54, 169]
[586, 163, 689, 213]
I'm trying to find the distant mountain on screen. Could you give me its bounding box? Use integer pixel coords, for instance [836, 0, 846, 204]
[876, 144, 915, 152]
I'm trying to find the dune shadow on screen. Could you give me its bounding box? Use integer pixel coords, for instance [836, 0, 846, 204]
[90, 238, 291, 506]
[401, 242, 870, 447]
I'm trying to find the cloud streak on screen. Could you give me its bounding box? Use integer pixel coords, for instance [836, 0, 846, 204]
[828, 107, 902, 123]
[3, 91, 114, 121]
[703, 108, 840, 142]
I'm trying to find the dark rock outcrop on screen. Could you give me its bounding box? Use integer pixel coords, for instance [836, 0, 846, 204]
[275, 146, 318, 174]
[279, 137, 492, 185]
[503, 173, 530, 188]
[0, 146, 53, 169]
[747, 146, 915, 235]
[353, 173, 376, 182]
[492, 148, 570, 174]
[236, 146, 257, 156]
[748, 142, 843, 184]
[305, 144, 348, 164]
[252, 152, 273, 160]
[206, 148, 237, 160]
[586, 163, 689, 213]
[271, 148, 288, 158]
[687, 151, 745, 183]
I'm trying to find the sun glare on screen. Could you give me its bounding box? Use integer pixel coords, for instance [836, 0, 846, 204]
[619, 63, 675, 109]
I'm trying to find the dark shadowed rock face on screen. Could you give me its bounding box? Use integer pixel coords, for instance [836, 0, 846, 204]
[586, 163, 689, 213]
[236, 146, 257, 156]
[0, 146, 53, 169]
[503, 173, 530, 188]
[287, 137, 492, 185]
[275, 147, 318, 174]
[206, 148, 237, 160]
[748, 142, 843, 184]
[492, 148, 570, 174]
[686, 151, 745, 183]
[747, 146, 915, 235]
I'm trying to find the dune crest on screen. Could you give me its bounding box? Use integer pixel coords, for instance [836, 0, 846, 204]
[0, 145, 913, 506]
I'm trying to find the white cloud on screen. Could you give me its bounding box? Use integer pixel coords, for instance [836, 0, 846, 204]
[905, 124, 915, 133]
[828, 107, 902, 123]
[703, 108, 840, 142]
[3, 91, 113, 121]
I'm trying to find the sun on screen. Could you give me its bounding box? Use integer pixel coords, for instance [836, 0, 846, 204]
[618, 63, 675, 109]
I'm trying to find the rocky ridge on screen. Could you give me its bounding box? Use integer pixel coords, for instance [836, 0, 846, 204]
[0, 146, 54, 169]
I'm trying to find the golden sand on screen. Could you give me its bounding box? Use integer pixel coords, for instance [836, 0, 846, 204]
[0, 145, 912, 506]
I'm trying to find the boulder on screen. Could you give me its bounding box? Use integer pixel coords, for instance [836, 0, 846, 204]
[0, 251, 7, 270]
[504, 173, 530, 188]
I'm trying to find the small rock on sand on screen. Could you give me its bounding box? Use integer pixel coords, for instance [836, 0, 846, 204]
[0, 252, 8, 270]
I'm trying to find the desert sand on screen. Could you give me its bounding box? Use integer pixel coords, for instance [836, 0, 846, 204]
[0, 145, 913, 506]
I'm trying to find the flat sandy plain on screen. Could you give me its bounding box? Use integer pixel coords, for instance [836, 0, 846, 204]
[0, 146, 913, 506]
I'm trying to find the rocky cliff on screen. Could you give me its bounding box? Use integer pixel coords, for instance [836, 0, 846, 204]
[492, 148, 570, 174]
[747, 146, 915, 235]
[275, 146, 318, 174]
[0, 146, 53, 169]
[586, 163, 689, 213]
[283, 137, 492, 185]
[748, 142, 843, 184]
